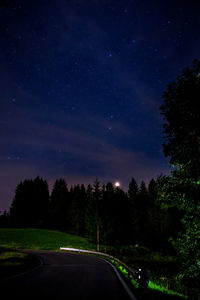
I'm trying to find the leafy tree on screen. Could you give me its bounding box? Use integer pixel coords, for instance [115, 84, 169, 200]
[161, 59, 200, 178]
[148, 178, 173, 250]
[160, 59, 200, 288]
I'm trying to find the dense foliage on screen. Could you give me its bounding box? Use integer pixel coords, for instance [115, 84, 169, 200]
[160, 59, 200, 290]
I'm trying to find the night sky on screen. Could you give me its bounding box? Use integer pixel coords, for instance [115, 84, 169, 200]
[1, 0, 200, 212]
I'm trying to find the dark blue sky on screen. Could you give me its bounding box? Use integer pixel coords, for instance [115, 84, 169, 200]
[1, 0, 200, 211]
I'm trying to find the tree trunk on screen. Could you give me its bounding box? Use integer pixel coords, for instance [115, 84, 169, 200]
[97, 223, 100, 251]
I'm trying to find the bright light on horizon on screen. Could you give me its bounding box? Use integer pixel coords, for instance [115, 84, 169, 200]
[114, 181, 120, 187]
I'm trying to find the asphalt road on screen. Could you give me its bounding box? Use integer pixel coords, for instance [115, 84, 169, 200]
[1, 250, 131, 300]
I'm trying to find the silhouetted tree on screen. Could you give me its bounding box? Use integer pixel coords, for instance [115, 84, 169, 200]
[140, 180, 148, 194]
[148, 178, 157, 199]
[101, 182, 116, 245]
[113, 187, 131, 245]
[49, 179, 69, 230]
[9, 177, 49, 227]
[0, 210, 9, 227]
[128, 178, 139, 244]
[128, 177, 139, 198]
[85, 184, 95, 239]
[160, 59, 200, 289]
[67, 184, 87, 235]
[79, 184, 87, 235]
[134, 181, 151, 244]
[10, 180, 31, 227]
[93, 179, 102, 251]
[33, 177, 49, 227]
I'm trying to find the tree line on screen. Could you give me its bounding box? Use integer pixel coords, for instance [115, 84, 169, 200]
[0, 176, 182, 251]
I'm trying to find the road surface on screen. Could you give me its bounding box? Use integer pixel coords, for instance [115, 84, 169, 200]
[1, 250, 132, 299]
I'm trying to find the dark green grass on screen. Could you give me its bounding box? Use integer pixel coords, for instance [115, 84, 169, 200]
[0, 228, 95, 250]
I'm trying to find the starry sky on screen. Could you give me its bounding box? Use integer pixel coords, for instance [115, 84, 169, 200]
[1, 0, 200, 212]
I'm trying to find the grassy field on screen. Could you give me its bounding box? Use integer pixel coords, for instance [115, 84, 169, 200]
[0, 228, 95, 250]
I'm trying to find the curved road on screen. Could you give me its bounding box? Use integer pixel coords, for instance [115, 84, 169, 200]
[1, 250, 131, 299]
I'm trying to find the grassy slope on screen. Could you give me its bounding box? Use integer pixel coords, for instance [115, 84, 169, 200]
[0, 228, 95, 250]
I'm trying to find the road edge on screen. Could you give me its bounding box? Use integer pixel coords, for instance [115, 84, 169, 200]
[101, 258, 137, 300]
